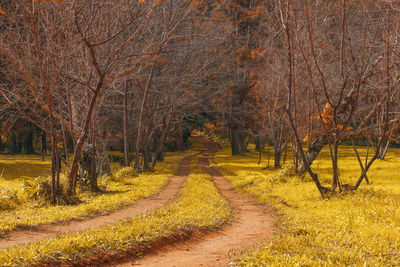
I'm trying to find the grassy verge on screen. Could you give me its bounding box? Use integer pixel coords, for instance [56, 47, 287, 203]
[0, 158, 232, 266]
[0, 149, 194, 236]
[212, 145, 400, 266]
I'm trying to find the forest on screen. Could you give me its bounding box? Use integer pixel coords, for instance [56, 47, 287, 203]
[0, 0, 399, 266]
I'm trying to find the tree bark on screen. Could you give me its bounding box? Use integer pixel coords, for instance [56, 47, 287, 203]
[41, 131, 46, 161]
[67, 77, 104, 195]
[274, 147, 281, 169]
[25, 129, 34, 154]
[134, 58, 157, 170]
[298, 135, 331, 174]
[152, 116, 171, 168]
[229, 124, 246, 155]
[97, 139, 112, 177]
[123, 81, 129, 167]
[12, 133, 18, 154]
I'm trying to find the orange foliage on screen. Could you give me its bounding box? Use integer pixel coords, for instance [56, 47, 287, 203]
[204, 122, 215, 130]
[320, 102, 352, 132]
[321, 102, 333, 124]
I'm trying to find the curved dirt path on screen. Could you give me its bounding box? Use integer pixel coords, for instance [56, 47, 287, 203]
[0, 153, 196, 250]
[117, 137, 277, 267]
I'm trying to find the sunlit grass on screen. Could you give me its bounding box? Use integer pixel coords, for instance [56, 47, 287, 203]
[0, 158, 232, 266]
[0, 149, 195, 236]
[212, 144, 400, 266]
[0, 155, 51, 193]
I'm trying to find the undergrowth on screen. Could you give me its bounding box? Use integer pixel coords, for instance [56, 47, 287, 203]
[0, 159, 232, 266]
[212, 145, 400, 266]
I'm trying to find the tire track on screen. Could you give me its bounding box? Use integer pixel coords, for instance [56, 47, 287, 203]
[117, 137, 277, 267]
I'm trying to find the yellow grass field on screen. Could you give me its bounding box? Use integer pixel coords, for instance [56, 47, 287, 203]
[0, 150, 191, 235]
[212, 144, 400, 266]
[0, 157, 232, 266]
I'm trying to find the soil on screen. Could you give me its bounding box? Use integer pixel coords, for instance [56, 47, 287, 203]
[114, 137, 277, 267]
[0, 153, 196, 250]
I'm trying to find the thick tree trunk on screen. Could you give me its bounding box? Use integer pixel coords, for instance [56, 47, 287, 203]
[153, 137, 166, 168]
[79, 144, 97, 191]
[298, 135, 331, 174]
[229, 125, 246, 155]
[274, 148, 281, 169]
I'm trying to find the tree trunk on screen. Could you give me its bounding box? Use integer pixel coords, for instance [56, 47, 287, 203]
[331, 141, 340, 191]
[134, 60, 156, 170]
[229, 125, 246, 155]
[255, 135, 261, 152]
[378, 140, 390, 160]
[51, 152, 57, 203]
[282, 144, 288, 165]
[18, 138, 23, 153]
[0, 132, 3, 152]
[11, 133, 17, 154]
[97, 139, 112, 177]
[143, 143, 151, 171]
[176, 127, 185, 151]
[89, 123, 98, 192]
[257, 139, 263, 165]
[67, 77, 104, 196]
[123, 81, 129, 167]
[41, 131, 46, 161]
[25, 129, 34, 154]
[298, 135, 330, 174]
[154, 114, 172, 167]
[153, 132, 168, 168]
[274, 147, 282, 169]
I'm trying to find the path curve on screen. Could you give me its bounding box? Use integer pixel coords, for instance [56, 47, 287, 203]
[117, 137, 277, 267]
[0, 153, 196, 250]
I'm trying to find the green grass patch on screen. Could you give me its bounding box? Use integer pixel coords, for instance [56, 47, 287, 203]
[212, 145, 400, 266]
[0, 159, 232, 266]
